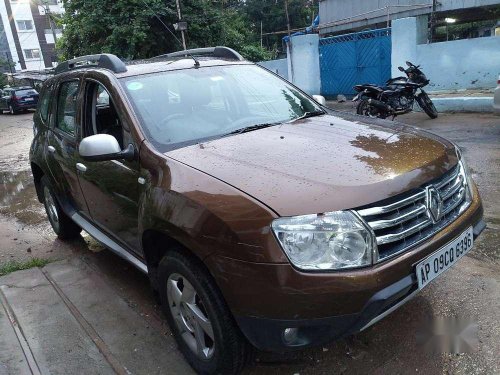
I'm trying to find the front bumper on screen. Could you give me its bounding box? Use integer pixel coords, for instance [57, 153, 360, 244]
[239, 220, 486, 352]
[12, 101, 37, 110]
[235, 217, 485, 351]
[205, 189, 484, 352]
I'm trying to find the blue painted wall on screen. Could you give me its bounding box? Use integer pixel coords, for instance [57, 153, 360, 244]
[320, 28, 392, 97]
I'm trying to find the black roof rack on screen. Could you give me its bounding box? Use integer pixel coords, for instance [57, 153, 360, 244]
[55, 54, 127, 75]
[155, 46, 244, 61]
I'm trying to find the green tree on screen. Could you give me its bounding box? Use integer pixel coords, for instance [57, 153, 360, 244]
[57, 0, 307, 62]
[0, 58, 15, 88]
[243, 0, 315, 51]
[177, 1, 270, 60]
[58, 0, 177, 60]
[0, 73, 7, 89]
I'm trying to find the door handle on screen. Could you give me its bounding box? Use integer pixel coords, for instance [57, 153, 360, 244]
[76, 163, 87, 173]
[48, 145, 56, 153]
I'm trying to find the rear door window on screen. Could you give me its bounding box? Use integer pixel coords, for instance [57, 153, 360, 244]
[56, 81, 79, 136]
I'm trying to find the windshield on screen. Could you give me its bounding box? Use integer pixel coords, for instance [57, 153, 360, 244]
[121, 65, 323, 151]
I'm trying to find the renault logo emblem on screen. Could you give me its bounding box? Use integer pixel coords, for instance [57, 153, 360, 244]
[426, 186, 443, 223]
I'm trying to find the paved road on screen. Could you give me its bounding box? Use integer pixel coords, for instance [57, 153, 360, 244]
[0, 110, 498, 374]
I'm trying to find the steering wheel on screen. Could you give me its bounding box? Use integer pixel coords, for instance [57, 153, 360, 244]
[152, 113, 187, 133]
[160, 113, 186, 125]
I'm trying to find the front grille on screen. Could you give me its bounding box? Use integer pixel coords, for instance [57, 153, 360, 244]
[357, 163, 471, 262]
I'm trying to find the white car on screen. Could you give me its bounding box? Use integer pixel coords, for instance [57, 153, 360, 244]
[494, 74, 500, 112]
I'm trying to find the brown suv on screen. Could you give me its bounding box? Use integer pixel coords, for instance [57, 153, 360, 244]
[30, 48, 485, 374]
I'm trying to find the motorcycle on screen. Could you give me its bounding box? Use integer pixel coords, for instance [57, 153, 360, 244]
[352, 61, 438, 120]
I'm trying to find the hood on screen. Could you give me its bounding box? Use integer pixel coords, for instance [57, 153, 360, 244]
[166, 113, 458, 217]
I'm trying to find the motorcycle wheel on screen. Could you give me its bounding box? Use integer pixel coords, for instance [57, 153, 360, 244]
[416, 92, 438, 119]
[356, 99, 388, 119]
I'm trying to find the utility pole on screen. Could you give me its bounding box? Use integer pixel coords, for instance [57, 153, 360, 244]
[175, 0, 187, 50]
[284, 0, 291, 38]
[260, 21, 263, 48]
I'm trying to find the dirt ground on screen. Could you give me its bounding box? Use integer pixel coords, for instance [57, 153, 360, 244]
[0, 109, 498, 374]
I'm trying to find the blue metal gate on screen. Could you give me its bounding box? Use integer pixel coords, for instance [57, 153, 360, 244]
[319, 28, 391, 97]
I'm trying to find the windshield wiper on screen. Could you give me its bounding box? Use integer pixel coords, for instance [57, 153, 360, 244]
[289, 110, 325, 123]
[221, 122, 282, 137]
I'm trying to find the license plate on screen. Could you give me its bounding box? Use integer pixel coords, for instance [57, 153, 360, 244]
[416, 227, 473, 289]
[24, 98, 34, 102]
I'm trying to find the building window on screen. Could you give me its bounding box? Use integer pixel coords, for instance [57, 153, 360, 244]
[17, 20, 34, 31]
[24, 49, 41, 59]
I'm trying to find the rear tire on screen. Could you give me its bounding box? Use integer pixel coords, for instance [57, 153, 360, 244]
[416, 92, 438, 119]
[157, 249, 252, 374]
[356, 99, 388, 119]
[41, 176, 81, 240]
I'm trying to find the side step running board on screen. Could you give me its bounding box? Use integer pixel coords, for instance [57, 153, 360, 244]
[71, 213, 148, 274]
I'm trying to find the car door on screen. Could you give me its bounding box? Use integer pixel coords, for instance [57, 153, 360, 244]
[45, 78, 90, 217]
[76, 78, 142, 254]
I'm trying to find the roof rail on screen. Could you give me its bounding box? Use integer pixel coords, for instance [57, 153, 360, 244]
[156, 46, 244, 61]
[55, 54, 127, 75]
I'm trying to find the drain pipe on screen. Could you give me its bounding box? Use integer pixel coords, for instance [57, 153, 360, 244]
[286, 40, 294, 84]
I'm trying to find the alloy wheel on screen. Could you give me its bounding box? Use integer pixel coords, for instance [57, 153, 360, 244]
[43, 186, 60, 232]
[167, 273, 215, 360]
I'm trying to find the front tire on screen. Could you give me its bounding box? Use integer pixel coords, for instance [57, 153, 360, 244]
[158, 250, 251, 374]
[416, 92, 438, 119]
[41, 176, 81, 239]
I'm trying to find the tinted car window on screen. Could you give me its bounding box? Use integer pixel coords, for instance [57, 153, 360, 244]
[15, 89, 37, 96]
[56, 81, 79, 136]
[121, 65, 320, 151]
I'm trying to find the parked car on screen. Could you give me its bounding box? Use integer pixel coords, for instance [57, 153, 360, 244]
[494, 74, 500, 112]
[30, 49, 485, 374]
[0, 86, 39, 114]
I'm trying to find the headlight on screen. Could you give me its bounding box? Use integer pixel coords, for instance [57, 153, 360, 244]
[271, 211, 377, 271]
[455, 145, 474, 202]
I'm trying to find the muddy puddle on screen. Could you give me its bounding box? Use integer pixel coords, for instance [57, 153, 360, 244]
[0, 170, 47, 226]
[0, 170, 106, 253]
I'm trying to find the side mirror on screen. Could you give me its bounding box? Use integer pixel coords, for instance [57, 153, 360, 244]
[406, 61, 413, 67]
[79, 134, 135, 162]
[398, 66, 405, 72]
[312, 95, 326, 106]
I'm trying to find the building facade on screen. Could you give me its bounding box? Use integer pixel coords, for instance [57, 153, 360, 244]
[318, 0, 500, 38]
[0, 0, 63, 72]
